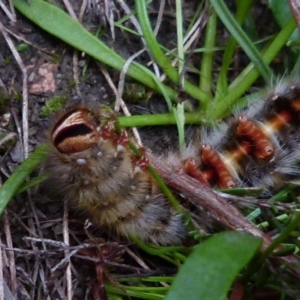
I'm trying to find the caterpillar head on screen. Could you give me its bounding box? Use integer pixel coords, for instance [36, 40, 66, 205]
[51, 106, 100, 154]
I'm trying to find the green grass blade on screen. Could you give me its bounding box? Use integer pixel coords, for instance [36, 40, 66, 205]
[215, 0, 254, 96]
[210, 0, 272, 81]
[206, 17, 296, 121]
[0, 144, 48, 215]
[199, 10, 217, 112]
[165, 231, 262, 300]
[135, 0, 210, 103]
[247, 211, 300, 276]
[118, 111, 203, 127]
[175, 0, 184, 75]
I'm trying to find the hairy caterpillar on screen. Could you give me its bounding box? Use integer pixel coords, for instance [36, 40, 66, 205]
[179, 78, 300, 191]
[45, 78, 300, 245]
[45, 105, 186, 245]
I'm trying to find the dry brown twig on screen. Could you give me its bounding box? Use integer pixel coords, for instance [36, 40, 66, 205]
[3, 211, 17, 297]
[88, 0, 118, 40]
[148, 152, 300, 279]
[289, 0, 300, 30]
[221, 192, 299, 211]
[115, 49, 145, 111]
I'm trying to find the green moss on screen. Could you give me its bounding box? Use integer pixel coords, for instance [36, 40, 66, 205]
[40, 96, 67, 117]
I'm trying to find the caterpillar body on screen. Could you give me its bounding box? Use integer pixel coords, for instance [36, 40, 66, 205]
[184, 79, 300, 190]
[45, 105, 186, 245]
[45, 78, 300, 245]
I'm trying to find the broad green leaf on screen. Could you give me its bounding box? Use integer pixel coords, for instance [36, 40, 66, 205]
[210, 0, 272, 82]
[166, 231, 262, 300]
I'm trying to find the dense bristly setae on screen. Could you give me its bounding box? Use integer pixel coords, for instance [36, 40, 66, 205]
[45, 105, 186, 245]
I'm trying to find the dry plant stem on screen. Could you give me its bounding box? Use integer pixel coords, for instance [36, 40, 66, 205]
[62, 0, 77, 19]
[38, 268, 47, 298]
[166, 11, 204, 67]
[0, 0, 16, 22]
[221, 194, 297, 211]
[152, 0, 166, 77]
[72, 51, 81, 98]
[10, 108, 22, 144]
[153, 0, 165, 35]
[125, 248, 170, 288]
[148, 153, 300, 277]
[54, 277, 64, 299]
[0, 20, 29, 159]
[178, 4, 210, 87]
[10, 209, 39, 237]
[0, 133, 17, 148]
[63, 200, 72, 300]
[8, 0, 15, 19]
[289, 0, 300, 29]
[79, 0, 88, 20]
[115, 48, 145, 111]
[38, 238, 69, 247]
[3, 211, 17, 297]
[26, 198, 52, 298]
[51, 250, 78, 273]
[125, 247, 149, 270]
[115, 0, 143, 40]
[105, 0, 116, 40]
[5, 27, 54, 55]
[183, 10, 206, 49]
[116, 0, 160, 77]
[159, 7, 208, 83]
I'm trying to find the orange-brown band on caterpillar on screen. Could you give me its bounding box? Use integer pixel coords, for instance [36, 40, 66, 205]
[291, 98, 300, 111]
[179, 80, 300, 190]
[236, 115, 274, 159]
[267, 110, 292, 131]
[201, 144, 236, 188]
[183, 158, 209, 186]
